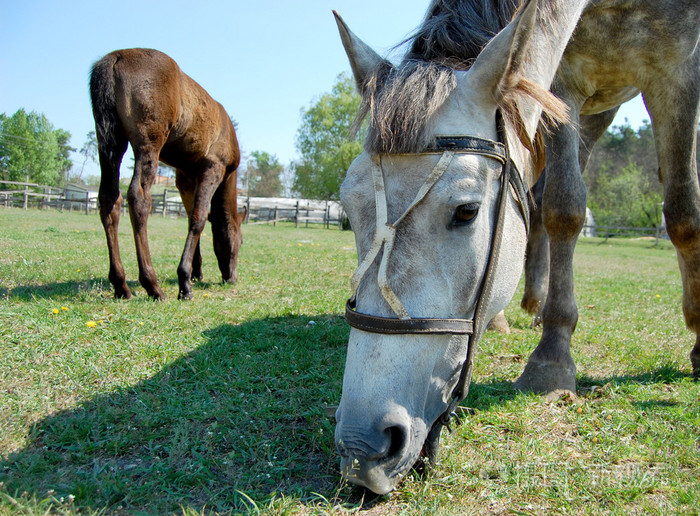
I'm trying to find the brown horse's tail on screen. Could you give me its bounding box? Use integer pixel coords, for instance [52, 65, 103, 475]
[89, 53, 124, 165]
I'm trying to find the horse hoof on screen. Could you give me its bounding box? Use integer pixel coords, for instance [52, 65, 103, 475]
[147, 290, 166, 301]
[513, 358, 576, 394]
[114, 290, 132, 300]
[178, 291, 193, 301]
[487, 311, 510, 334]
[222, 274, 237, 285]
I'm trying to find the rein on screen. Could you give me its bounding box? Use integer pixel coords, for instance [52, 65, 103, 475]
[344, 111, 530, 435]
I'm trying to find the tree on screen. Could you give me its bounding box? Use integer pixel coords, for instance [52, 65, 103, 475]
[76, 130, 98, 183]
[246, 150, 283, 197]
[292, 73, 364, 200]
[588, 162, 663, 227]
[0, 108, 73, 186]
[584, 120, 700, 227]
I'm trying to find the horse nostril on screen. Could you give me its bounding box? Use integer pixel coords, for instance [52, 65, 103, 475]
[384, 425, 408, 461]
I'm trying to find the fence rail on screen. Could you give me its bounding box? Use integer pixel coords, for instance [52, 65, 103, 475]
[0, 180, 345, 229]
[2, 180, 669, 237]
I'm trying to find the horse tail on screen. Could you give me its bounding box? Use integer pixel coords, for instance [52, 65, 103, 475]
[89, 53, 124, 163]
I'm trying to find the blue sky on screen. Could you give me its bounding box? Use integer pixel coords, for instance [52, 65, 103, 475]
[0, 0, 649, 178]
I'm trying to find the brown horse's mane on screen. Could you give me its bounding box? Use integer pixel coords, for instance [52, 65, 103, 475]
[356, 0, 568, 172]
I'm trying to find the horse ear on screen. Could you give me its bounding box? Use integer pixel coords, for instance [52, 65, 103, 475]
[468, 0, 582, 135]
[468, 0, 540, 100]
[333, 11, 393, 95]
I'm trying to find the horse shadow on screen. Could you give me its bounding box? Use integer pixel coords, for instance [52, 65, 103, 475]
[1, 277, 217, 302]
[0, 315, 351, 513]
[1, 312, 691, 512]
[0, 278, 132, 302]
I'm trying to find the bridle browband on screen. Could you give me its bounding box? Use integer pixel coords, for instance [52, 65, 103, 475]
[344, 111, 530, 434]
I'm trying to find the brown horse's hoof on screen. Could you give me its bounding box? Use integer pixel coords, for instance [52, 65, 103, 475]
[146, 288, 166, 301]
[691, 345, 700, 379]
[178, 290, 193, 301]
[114, 288, 132, 300]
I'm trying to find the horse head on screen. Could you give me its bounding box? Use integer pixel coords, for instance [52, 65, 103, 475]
[333, 0, 584, 494]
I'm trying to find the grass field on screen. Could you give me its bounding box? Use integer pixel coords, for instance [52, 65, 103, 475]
[0, 208, 697, 514]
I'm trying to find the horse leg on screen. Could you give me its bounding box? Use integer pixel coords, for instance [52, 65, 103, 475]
[643, 66, 700, 377]
[177, 165, 223, 300]
[192, 242, 203, 282]
[521, 109, 619, 324]
[521, 173, 548, 323]
[209, 171, 243, 284]
[515, 104, 585, 394]
[97, 138, 131, 299]
[127, 148, 165, 300]
[175, 172, 204, 282]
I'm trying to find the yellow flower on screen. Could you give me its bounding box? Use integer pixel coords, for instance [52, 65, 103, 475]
[203, 293, 210, 298]
[52, 309, 59, 315]
[86, 320, 97, 328]
[61, 306, 68, 311]
[655, 294, 661, 299]
[76, 269, 81, 272]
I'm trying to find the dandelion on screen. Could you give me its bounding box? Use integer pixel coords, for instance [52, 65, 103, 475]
[76, 268, 81, 272]
[203, 293, 210, 298]
[61, 306, 68, 311]
[86, 320, 97, 328]
[655, 294, 661, 299]
[52, 309, 59, 315]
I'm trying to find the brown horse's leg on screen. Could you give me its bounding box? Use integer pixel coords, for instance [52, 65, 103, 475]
[210, 171, 243, 285]
[97, 139, 131, 299]
[176, 173, 203, 282]
[515, 107, 585, 394]
[192, 241, 203, 282]
[127, 148, 165, 300]
[644, 64, 700, 377]
[176, 165, 223, 300]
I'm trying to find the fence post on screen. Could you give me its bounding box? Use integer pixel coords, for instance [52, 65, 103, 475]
[23, 175, 29, 210]
[162, 189, 168, 216]
[273, 205, 279, 227]
[246, 198, 251, 223]
[305, 203, 310, 228]
[84, 191, 89, 215]
[295, 201, 300, 228]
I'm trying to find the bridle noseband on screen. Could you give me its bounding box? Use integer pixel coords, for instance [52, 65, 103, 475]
[344, 112, 530, 432]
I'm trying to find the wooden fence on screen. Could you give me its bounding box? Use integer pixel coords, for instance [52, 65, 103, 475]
[241, 197, 344, 229]
[0, 180, 345, 229]
[2, 180, 669, 237]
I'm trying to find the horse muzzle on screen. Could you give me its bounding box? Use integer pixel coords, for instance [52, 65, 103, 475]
[334, 406, 428, 494]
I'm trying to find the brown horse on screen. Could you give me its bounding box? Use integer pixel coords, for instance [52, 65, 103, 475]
[90, 48, 244, 301]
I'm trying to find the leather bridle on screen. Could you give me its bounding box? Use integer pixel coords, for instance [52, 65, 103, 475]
[344, 112, 530, 439]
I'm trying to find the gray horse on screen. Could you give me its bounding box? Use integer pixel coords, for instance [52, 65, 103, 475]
[405, 0, 700, 391]
[333, 0, 700, 495]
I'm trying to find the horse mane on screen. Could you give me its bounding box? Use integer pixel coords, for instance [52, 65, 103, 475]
[356, 0, 567, 172]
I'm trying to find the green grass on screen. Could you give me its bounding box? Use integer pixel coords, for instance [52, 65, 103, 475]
[0, 209, 697, 514]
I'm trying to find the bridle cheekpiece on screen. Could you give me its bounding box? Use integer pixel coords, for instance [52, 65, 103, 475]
[344, 112, 530, 437]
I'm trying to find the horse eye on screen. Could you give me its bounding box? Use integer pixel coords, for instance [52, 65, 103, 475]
[452, 203, 480, 226]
